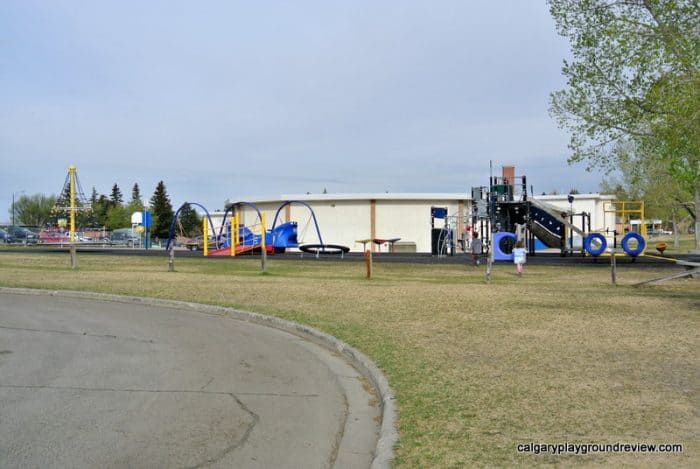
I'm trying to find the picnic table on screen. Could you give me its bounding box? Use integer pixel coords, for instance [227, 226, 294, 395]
[355, 238, 402, 253]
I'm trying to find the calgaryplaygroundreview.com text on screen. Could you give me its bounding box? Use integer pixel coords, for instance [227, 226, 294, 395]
[517, 441, 684, 456]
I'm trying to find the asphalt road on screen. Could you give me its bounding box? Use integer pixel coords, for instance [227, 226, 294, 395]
[0, 292, 381, 468]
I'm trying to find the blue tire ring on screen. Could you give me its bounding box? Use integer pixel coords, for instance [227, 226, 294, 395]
[583, 233, 607, 256]
[621, 232, 645, 257]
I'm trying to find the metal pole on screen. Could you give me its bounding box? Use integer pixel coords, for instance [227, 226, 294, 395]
[611, 230, 617, 285]
[202, 216, 209, 257]
[168, 246, 175, 272]
[261, 213, 267, 272]
[69, 165, 76, 243]
[11, 190, 24, 226]
[567, 194, 575, 255]
[232, 212, 238, 256]
[70, 244, 78, 269]
[486, 239, 493, 282]
[365, 249, 373, 279]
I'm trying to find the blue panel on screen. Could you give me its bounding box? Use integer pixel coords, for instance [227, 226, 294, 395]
[431, 207, 447, 219]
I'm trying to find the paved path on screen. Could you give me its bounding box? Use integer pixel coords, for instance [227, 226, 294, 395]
[0, 292, 381, 468]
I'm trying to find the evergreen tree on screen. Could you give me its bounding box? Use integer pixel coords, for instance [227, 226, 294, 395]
[149, 181, 174, 239]
[57, 184, 72, 208]
[131, 183, 141, 202]
[93, 194, 114, 227]
[110, 183, 124, 205]
[130, 183, 143, 206]
[179, 204, 202, 237]
[127, 183, 145, 214]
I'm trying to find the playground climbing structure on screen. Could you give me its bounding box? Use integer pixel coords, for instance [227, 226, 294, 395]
[471, 165, 646, 260]
[52, 165, 92, 242]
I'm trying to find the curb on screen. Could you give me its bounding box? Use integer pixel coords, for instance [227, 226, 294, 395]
[0, 287, 397, 468]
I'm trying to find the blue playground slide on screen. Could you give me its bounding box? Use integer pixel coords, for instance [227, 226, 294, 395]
[271, 222, 298, 251]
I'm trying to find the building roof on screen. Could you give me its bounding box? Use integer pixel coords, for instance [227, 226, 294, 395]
[226, 192, 614, 206]
[226, 193, 471, 205]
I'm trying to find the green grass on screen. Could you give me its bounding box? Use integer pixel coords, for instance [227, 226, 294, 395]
[646, 233, 697, 254]
[0, 251, 698, 467]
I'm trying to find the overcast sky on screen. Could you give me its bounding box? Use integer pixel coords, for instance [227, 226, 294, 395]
[1, 0, 606, 221]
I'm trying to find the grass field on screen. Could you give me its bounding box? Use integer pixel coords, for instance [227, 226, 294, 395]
[0, 251, 698, 467]
[646, 233, 697, 255]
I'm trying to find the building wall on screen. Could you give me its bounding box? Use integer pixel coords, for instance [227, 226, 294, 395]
[230, 194, 468, 252]
[534, 194, 617, 233]
[374, 200, 467, 252]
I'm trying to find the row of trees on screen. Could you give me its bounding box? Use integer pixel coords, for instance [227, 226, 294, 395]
[9, 181, 201, 240]
[549, 0, 699, 247]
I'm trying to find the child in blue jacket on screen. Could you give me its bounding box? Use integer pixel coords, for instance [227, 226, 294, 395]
[513, 239, 527, 276]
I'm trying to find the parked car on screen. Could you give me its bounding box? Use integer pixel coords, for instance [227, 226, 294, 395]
[39, 230, 71, 243]
[184, 234, 227, 251]
[0, 229, 8, 243]
[185, 235, 213, 251]
[108, 228, 141, 247]
[6, 226, 39, 244]
[76, 232, 93, 242]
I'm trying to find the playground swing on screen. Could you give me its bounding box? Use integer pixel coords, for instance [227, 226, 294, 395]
[220, 202, 271, 256]
[167, 200, 349, 257]
[270, 200, 350, 257]
[165, 202, 218, 252]
[296, 214, 314, 246]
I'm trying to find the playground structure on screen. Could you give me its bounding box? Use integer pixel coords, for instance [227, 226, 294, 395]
[165, 200, 349, 256]
[429, 206, 459, 257]
[52, 165, 92, 242]
[470, 166, 649, 261]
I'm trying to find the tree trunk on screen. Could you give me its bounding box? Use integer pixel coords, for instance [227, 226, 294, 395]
[673, 210, 679, 249]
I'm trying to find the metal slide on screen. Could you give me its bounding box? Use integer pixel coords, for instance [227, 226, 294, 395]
[528, 199, 586, 248]
[528, 212, 564, 248]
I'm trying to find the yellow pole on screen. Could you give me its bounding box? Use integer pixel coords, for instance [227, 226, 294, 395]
[69, 165, 76, 242]
[260, 213, 266, 251]
[232, 212, 238, 257]
[235, 212, 240, 251]
[230, 211, 235, 256]
[203, 216, 209, 257]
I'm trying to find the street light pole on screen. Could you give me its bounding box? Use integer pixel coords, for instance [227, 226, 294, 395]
[567, 194, 575, 253]
[11, 190, 24, 226]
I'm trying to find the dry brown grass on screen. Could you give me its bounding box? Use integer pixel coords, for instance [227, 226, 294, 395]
[0, 251, 698, 467]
